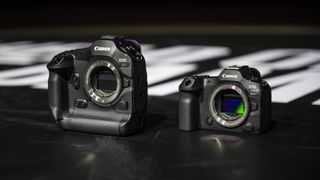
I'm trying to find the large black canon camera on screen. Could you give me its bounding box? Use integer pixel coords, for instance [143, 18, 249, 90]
[179, 65, 271, 134]
[47, 36, 147, 135]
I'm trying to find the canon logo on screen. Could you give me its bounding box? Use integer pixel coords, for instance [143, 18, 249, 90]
[222, 74, 238, 79]
[94, 46, 111, 51]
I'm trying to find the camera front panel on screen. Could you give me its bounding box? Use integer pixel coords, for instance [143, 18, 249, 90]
[48, 36, 147, 135]
[199, 78, 267, 134]
[67, 58, 133, 122]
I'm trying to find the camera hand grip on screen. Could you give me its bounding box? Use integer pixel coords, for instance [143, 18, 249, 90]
[48, 72, 69, 121]
[179, 92, 199, 131]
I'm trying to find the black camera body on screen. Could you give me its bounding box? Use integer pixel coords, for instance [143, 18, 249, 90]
[179, 65, 271, 134]
[47, 36, 148, 135]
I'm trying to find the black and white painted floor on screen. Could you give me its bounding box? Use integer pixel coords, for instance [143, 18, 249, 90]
[0, 34, 319, 179]
[1, 36, 320, 104]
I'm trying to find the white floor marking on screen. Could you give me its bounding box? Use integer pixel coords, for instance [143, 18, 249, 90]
[0, 41, 89, 65]
[1, 41, 320, 104]
[148, 79, 183, 96]
[148, 47, 230, 65]
[144, 46, 194, 64]
[0, 64, 46, 78]
[312, 99, 320, 105]
[269, 51, 320, 70]
[266, 64, 320, 103]
[147, 64, 197, 85]
[219, 49, 307, 67]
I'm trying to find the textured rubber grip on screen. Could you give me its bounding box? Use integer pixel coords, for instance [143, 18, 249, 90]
[59, 118, 121, 135]
[179, 92, 199, 131]
[57, 113, 144, 136]
[48, 72, 68, 120]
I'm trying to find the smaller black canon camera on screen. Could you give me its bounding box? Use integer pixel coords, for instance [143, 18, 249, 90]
[179, 65, 271, 134]
[47, 36, 147, 135]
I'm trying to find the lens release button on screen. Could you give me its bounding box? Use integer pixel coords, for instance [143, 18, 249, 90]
[75, 99, 88, 108]
[242, 122, 254, 132]
[116, 101, 128, 111]
[206, 117, 213, 125]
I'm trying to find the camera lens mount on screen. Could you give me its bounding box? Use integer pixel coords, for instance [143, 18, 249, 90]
[209, 84, 250, 128]
[84, 60, 122, 106]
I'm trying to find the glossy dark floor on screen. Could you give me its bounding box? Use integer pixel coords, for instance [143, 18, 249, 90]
[0, 33, 320, 179]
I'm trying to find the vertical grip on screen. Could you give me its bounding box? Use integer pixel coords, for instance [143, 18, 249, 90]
[260, 81, 272, 132]
[48, 72, 69, 121]
[179, 92, 199, 131]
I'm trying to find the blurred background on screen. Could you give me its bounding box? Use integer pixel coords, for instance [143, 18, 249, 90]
[0, 0, 319, 37]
